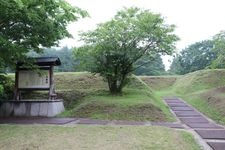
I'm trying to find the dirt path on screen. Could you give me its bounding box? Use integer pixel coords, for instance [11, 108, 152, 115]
[165, 97, 225, 150]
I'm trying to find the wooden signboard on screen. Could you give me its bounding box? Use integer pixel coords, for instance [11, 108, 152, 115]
[18, 70, 50, 89]
[14, 57, 61, 100]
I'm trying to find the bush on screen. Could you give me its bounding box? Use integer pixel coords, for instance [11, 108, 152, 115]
[0, 75, 14, 100]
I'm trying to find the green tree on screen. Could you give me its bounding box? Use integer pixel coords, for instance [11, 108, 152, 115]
[133, 54, 165, 76]
[0, 0, 88, 71]
[210, 31, 225, 68]
[169, 54, 183, 74]
[75, 7, 178, 94]
[170, 40, 216, 74]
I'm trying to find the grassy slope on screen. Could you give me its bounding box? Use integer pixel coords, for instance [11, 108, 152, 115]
[141, 69, 225, 125]
[0, 125, 201, 150]
[140, 76, 178, 90]
[53, 72, 174, 121]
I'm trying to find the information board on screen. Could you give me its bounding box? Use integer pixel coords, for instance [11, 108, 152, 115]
[18, 70, 50, 89]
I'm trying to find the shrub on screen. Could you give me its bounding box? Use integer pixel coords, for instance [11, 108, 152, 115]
[0, 84, 3, 97]
[0, 75, 14, 100]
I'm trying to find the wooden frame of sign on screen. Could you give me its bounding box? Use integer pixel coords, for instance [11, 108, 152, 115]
[14, 57, 61, 100]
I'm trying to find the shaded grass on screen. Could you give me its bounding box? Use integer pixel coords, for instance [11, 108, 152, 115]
[0, 125, 201, 150]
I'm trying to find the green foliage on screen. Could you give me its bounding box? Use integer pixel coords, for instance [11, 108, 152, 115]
[133, 54, 165, 76]
[169, 54, 183, 75]
[0, 84, 3, 97]
[0, 75, 14, 100]
[210, 31, 225, 68]
[29, 47, 80, 72]
[0, 0, 88, 71]
[76, 7, 178, 94]
[170, 40, 216, 74]
[47, 47, 79, 72]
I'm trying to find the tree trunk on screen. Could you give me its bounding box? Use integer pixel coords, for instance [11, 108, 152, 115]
[107, 74, 126, 94]
[107, 79, 121, 94]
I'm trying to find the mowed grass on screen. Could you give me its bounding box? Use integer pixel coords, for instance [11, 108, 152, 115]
[0, 125, 201, 150]
[141, 69, 225, 125]
[53, 72, 174, 122]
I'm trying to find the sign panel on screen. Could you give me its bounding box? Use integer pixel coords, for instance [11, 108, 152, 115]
[18, 70, 50, 89]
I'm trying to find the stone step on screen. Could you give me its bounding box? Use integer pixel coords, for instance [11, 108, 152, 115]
[175, 111, 202, 117]
[180, 117, 209, 123]
[196, 130, 225, 139]
[171, 107, 194, 111]
[167, 103, 188, 107]
[165, 100, 182, 103]
[186, 123, 224, 129]
[207, 142, 225, 150]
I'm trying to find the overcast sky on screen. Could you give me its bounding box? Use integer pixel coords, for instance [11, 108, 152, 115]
[61, 0, 225, 69]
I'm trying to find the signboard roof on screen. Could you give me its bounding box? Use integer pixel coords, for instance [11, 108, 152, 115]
[17, 57, 61, 67]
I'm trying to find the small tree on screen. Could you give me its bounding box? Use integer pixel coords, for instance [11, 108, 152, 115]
[0, 0, 88, 70]
[75, 7, 178, 94]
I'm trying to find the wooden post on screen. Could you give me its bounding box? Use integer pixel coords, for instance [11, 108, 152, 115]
[49, 66, 57, 100]
[49, 66, 53, 100]
[14, 66, 20, 100]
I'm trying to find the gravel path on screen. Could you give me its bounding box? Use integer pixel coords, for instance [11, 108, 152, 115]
[165, 97, 225, 150]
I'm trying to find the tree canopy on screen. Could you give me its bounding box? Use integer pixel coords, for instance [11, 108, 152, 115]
[210, 31, 225, 68]
[170, 40, 216, 74]
[0, 0, 88, 71]
[75, 7, 178, 94]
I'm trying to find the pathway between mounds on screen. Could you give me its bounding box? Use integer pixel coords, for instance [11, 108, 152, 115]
[165, 97, 225, 150]
[0, 117, 184, 128]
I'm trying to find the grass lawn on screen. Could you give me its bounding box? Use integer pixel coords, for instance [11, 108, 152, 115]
[141, 69, 225, 125]
[0, 125, 201, 150]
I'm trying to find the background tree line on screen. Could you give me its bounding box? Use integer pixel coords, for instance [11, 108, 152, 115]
[169, 31, 225, 75]
[31, 46, 167, 76]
